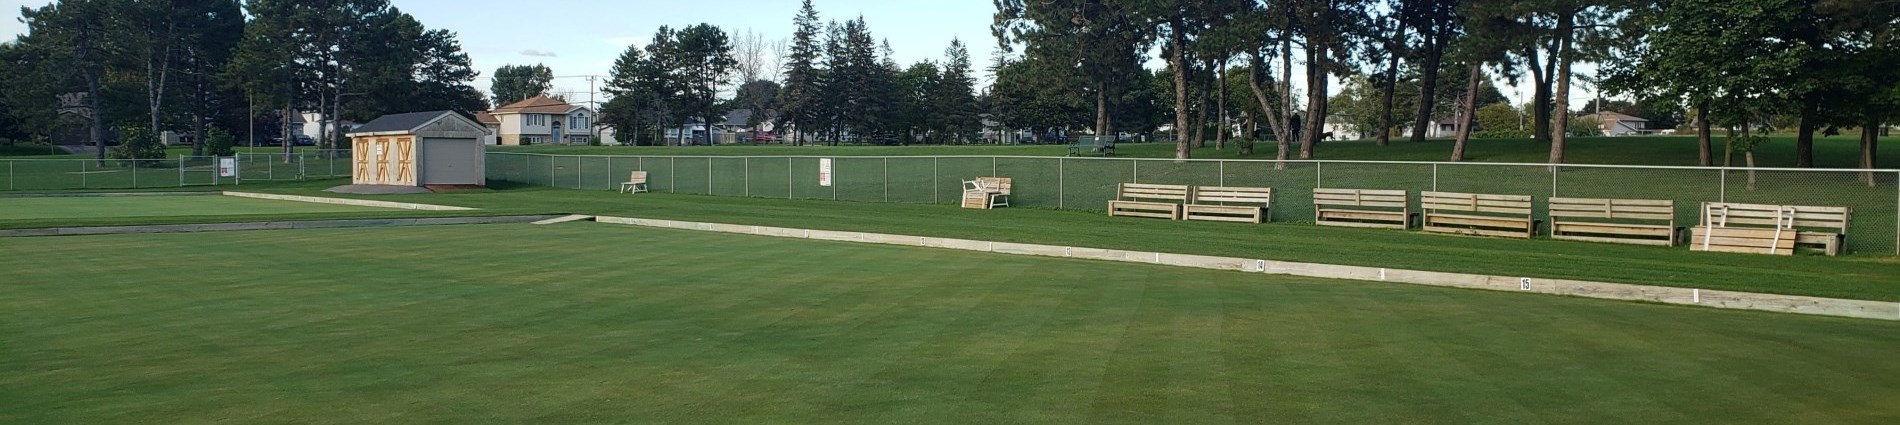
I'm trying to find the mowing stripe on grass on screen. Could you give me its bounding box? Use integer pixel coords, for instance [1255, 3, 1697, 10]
[0, 215, 566, 237]
[223, 191, 477, 211]
[592, 215, 1900, 321]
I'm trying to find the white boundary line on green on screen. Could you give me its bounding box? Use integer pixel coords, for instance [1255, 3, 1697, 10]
[590, 215, 1900, 322]
[222, 191, 477, 211]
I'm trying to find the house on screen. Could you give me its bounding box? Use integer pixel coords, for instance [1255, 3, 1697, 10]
[488, 96, 595, 145]
[1593, 111, 1649, 136]
[473, 111, 501, 145]
[1321, 115, 1366, 141]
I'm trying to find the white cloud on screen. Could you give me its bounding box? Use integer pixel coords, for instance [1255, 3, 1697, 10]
[519, 49, 558, 58]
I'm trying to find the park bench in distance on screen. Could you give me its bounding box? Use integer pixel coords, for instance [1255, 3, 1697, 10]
[1689, 202, 1851, 256]
[1313, 188, 1411, 229]
[1184, 186, 1273, 223]
[1549, 197, 1679, 246]
[960, 177, 1012, 209]
[1068, 138, 1115, 156]
[1109, 183, 1190, 220]
[619, 171, 649, 194]
[1420, 191, 1537, 239]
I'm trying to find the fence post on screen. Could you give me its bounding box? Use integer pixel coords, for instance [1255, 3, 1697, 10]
[883, 157, 889, 202]
[670, 157, 676, 193]
[992, 157, 998, 177]
[1218, 160, 1226, 187]
[132, 163, 138, 188]
[1431, 163, 1439, 191]
[788, 157, 794, 199]
[1550, 165, 1559, 197]
[8, 161, 13, 190]
[707, 157, 714, 194]
[1058, 157, 1064, 209]
[744, 157, 750, 197]
[80, 160, 87, 189]
[933, 157, 939, 204]
[178, 159, 184, 187]
[1314, 161, 1321, 188]
[832, 158, 838, 200]
[1133, 159, 1140, 183]
[607, 156, 614, 190]
[1718, 168, 1727, 203]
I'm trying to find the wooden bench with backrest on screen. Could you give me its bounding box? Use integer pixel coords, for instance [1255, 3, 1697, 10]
[1420, 191, 1537, 239]
[1688, 202, 1850, 256]
[960, 177, 1012, 209]
[619, 171, 649, 193]
[1184, 186, 1273, 223]
[1548, 197, 1678, 246]
[1108, 183, 1191, 220]
[1313, 188, 1411, 229]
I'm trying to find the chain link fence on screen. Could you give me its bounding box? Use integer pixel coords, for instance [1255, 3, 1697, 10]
[0, 150, 354, 191]
[489, 152, 1900, 255]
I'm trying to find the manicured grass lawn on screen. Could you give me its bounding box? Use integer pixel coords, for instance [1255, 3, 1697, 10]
[0, 195, 392, 221]
[496, 135, 1883, 168]
[2, 224, 1895, 424]
[244, 185, 1900, 302]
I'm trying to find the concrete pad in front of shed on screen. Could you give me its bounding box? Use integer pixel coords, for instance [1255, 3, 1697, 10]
[324, 184, 434, 195]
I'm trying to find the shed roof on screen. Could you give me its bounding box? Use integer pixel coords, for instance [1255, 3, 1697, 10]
[347, 111, 483, 136]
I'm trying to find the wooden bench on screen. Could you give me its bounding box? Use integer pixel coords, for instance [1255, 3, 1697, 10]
[960, 177, 1012, 209]
[1420, 191, 1537, 239]
[1068, 138, 1116, 156]
[1184, 186, 1272, 223]
[1549, 197, 1678, 246]
[1314, 188, 1411, 229]
[1108, 183, 1190, 220]
[1689, 202, 1851, 256]
[619, 171, 649, 193]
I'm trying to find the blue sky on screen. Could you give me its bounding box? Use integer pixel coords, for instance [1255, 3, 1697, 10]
[1, 0, 1600, 107]
[396, 0, 1003, 102]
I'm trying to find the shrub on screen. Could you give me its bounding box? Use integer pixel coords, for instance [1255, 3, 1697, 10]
[588, 136, 603, 146]
[1471, 129, 1532, 139]
[204, 128, 236, 156]
[109, 126, 167, 167]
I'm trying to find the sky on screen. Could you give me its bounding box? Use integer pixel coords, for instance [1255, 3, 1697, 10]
[0, 0, 1606, 110]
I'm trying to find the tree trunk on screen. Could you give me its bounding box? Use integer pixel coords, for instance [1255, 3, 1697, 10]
[1549, 12, 1574, 164]
[1095, 82, 1109, 142]
[1863, 120, 1880, 186]
[1796, 99, 1817, 167]
[1451, 63, 1481, 162]
[1247, 52, 1288, 168]
[1216, 60, 1228, 150]
[1193, 71, 1209, 149]
[1281, 36, 1294, 144]
[1695, 106, 1711, 166]
[1410, 33, 1443, 143]
[1377, 25, 1403, 146]
[1527, 47, 1552, 142]
[1171, 21, 1191, 160]
[1300, 45, 1325, 160]
[87, 69, 106, 167]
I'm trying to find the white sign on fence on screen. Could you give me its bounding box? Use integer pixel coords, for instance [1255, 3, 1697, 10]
[819, 158, 833, 187]
[218, 158, 237, 177]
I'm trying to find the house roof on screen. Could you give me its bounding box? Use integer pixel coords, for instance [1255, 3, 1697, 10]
[473, 111, 500, 126]
[1594, 111, 1649, 122]
[346, 111, 482, 136]
[493, 95, 582, 114]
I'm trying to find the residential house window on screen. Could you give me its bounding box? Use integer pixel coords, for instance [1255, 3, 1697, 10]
[523, 136, 544, 144]
[569, 114, 588, 130]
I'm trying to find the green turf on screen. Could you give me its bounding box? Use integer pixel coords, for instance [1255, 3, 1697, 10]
[1, 224, 1895, 424]
[496, 135, 1884, 168]
[0, 195, 394, 221]
[237, 185, 1900, 302]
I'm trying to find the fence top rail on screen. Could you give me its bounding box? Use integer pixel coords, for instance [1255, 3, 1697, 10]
[480, 151, 1900, 173]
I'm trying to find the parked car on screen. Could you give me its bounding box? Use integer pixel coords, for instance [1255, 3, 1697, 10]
[750, 132, 778, 143]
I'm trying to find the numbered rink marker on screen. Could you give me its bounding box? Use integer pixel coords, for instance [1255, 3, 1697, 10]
[1520, 278, 1532, 291]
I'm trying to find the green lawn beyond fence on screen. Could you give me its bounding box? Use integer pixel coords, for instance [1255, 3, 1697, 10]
[0, 152, 352, 191]
[488, 152, 1900, 255]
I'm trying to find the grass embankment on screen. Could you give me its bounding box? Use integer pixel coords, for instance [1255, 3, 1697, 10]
[3, 224, 1895, 424]
[496, 135, 1882, 168]
[249, 184, 1900, 302]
